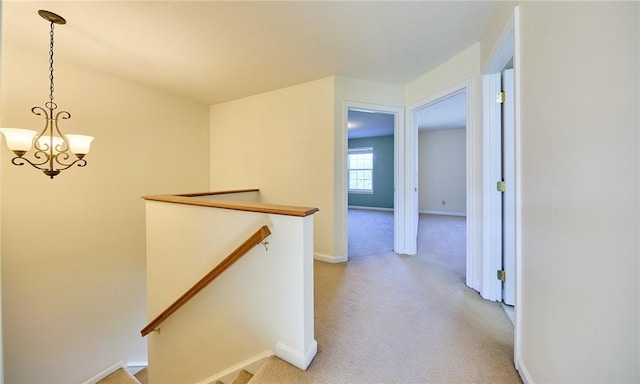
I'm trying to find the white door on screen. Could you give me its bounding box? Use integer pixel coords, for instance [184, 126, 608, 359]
[482, 73, 503, 301]
[502, 68, 516, 306]
[482, 69, 516, 304]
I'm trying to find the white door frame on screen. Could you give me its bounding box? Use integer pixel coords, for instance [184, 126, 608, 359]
[502, 68, 516, 306]
[482, 5, 522, 368]
[405, 79, 477, 289]
[343, 102, 404, 259]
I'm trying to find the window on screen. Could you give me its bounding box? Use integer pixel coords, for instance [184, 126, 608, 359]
[348, 147, 373, 193]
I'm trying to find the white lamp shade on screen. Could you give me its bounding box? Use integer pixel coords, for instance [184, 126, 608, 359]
[65, 134, 94, 155]
[0, 128, 37, 152]
[37, 135, 65, 154]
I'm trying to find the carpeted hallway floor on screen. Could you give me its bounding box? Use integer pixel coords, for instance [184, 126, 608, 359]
[347, 208, 395, 259]
[251, 210, 521, 383]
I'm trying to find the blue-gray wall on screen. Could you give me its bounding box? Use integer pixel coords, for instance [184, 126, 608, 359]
[348, 135, 394, 209]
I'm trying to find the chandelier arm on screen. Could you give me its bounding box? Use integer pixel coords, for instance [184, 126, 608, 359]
[53, 110, 71, 149]
[52, 157, 87, 172]
[50, 110, 77, 168]
[55, 110, 71, 121]
[31, 106, 47, 116]
[11, 154, 49, 168]
[53, 151, 72, 167]
[9, 152, 85, 171]
[31, 106, 51, 151]
[10, 157, 27, 167]
[28, 150, 52, 166]
[26, 106, 53, 166]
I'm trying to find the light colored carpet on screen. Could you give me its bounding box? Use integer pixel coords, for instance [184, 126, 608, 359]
[347, 209, 394, 259]
[251, 212, 520, 384]
[417, 213, 467, 283]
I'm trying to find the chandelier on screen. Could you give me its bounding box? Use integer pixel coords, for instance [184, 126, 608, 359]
[0, 10, 93, 179]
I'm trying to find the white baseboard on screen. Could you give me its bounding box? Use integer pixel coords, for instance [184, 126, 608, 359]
[348, 205, 394, 212]
[196, 349, 273, 384]
[81, 361, 126, 384]
[314, 252, 347, 263]
[419, 210, 466, 217]
[275, 340, 318, 371]
[517, 358, 534, 384]
[126, 361, 148, 367]
[125, 361, 148, 375]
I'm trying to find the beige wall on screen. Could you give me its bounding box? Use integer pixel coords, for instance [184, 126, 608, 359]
[210, 77, 335, 257]
[418, 128, 466, 215]
[482, 2, 639, 382]
[0, 40, 210, 382]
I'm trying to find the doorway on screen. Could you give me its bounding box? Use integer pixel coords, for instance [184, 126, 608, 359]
[415, 89, 468, 281]
[344, 103, 403, 261]
[406, 81, 475, 289]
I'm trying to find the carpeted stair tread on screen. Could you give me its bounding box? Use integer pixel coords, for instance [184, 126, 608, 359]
[247, 356, 303, 384]
[97, 368, 141, 384]
[133, 368, 148, 384]
[229, 369, 253, 384]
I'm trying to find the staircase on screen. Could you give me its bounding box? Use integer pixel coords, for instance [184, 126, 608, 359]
[96, 367, 148, 384]
[97, 365, 262, 384]
[214, 369, 254, 384]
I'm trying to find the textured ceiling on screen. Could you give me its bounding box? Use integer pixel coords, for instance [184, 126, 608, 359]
[1, 1, 495, 105]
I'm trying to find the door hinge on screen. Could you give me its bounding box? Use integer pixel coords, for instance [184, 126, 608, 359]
[496, 180, 506, 193]
[497, 269, 506, 282]
[496, 91, 506, 104]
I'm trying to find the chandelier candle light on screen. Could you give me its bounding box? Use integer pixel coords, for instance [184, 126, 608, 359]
[0, 10, 93, 179]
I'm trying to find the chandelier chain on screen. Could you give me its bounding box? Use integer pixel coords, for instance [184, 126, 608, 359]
[48, 21, 56, 108]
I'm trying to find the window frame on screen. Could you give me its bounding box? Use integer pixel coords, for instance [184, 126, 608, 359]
[347, 147, 374, 194]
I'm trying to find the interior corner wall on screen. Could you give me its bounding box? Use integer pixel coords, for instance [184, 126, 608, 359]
[209, 77, 336, 258]
[418, 128, 466, 215]
[481, 2, 639, 382]
[0, 40, 210, 383]
[405, 43, 482, 288]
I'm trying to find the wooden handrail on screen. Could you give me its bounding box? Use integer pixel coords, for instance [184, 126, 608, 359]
[177, 189, 260, 197]
[142, 191, 319, 217]
[141, 225, 272, 337]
